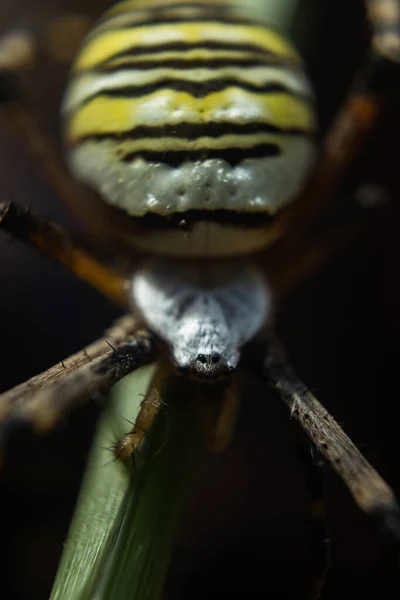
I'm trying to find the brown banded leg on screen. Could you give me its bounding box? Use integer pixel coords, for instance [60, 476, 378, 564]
[294, 429, 331, 600]
[0, 329, 157, 450]
[265, 184, 384, 299]
[194, 378, 240, 454]
[290, 0, 400, 231]
[0, 17, 92, 209]
[115, 361, 172, 462]
[0, 315, 139, 422]
[0, 25, 128, 307]
[0, 201, 127, 305]
[245, 335, 400, 548]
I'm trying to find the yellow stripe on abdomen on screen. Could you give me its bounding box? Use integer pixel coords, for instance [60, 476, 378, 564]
[63, 0, 318, 257]
[73, 22, 300, 72]
[68, 90, 315, 142]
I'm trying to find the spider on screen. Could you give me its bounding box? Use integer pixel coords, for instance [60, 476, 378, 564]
[0, 1, 399, 599]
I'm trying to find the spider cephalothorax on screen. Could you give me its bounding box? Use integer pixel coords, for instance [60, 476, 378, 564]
[130, 259, 271, 379]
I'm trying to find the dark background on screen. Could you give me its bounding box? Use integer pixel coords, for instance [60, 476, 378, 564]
[0, 1, 400, 598]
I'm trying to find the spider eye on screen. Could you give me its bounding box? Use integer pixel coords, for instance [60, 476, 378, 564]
[196, 354, 207, 364]
[211, 353, 220, 364]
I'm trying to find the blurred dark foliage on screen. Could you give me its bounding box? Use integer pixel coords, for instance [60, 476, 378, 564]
[0, 1, 399, 599]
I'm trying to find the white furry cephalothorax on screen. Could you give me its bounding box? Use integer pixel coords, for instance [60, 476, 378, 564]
[131, 259, 271, 378]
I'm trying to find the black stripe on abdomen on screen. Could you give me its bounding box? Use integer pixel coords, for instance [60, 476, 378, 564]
[121, 143, 281, 167]
[128, 208, 276, 231]
[80, 80, 310, 103]
[101, 15, 262, 31]
[74, 120, 312, 143]
[97, 56, 294, 72]
[93, 40, 293, 67]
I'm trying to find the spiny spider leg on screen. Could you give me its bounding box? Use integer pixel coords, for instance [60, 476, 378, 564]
[115, 361, 170, 462]
[0, 201, 127, 306]
[0, 315, 138, 420]
[246, 336, 400, 546]
[0, 329, 157, 446]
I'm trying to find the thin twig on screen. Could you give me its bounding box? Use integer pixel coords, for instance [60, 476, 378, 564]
[247, 336, 400, 545]
[0, 201, 127, 305]
[0, 330, 157, 437]
[0, 315, 138, 422]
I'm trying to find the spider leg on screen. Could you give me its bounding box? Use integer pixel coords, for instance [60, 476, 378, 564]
[0, 28, 93, 212]
[293, 428, 331, 600]
[0, 13, 91, 71]
[0, 30, 36, 72]
[115, 361, 170, 462]
[245, 335, 400, 547]
[366, 0, 400, 63]
[292, 0, 400, 230]
[266, 184, 385, 299]
[0, 201, 127, 305]
[0, 328, 157, 452]
[0, 315, 138, 419]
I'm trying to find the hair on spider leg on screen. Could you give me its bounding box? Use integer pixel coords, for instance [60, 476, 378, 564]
[117, 417, 156, 442]
[82, 347, 92, 362]
[100, 446, 129, 468]
[105, 339, 117, 353]
[114, 424, 152, 463]
[139, 390, 168, 408]
[120, 415, 136, 427]
[113, 384, 168, 463]
[99, 419, 137, 467]
[114, 392, 161, 430]
[125, 413, 170, 470]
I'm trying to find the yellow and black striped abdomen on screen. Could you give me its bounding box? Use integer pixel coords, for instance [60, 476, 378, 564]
[63, 0, 317, 257]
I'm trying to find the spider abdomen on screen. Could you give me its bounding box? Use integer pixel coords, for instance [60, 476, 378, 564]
[63, 0, 317, 257]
